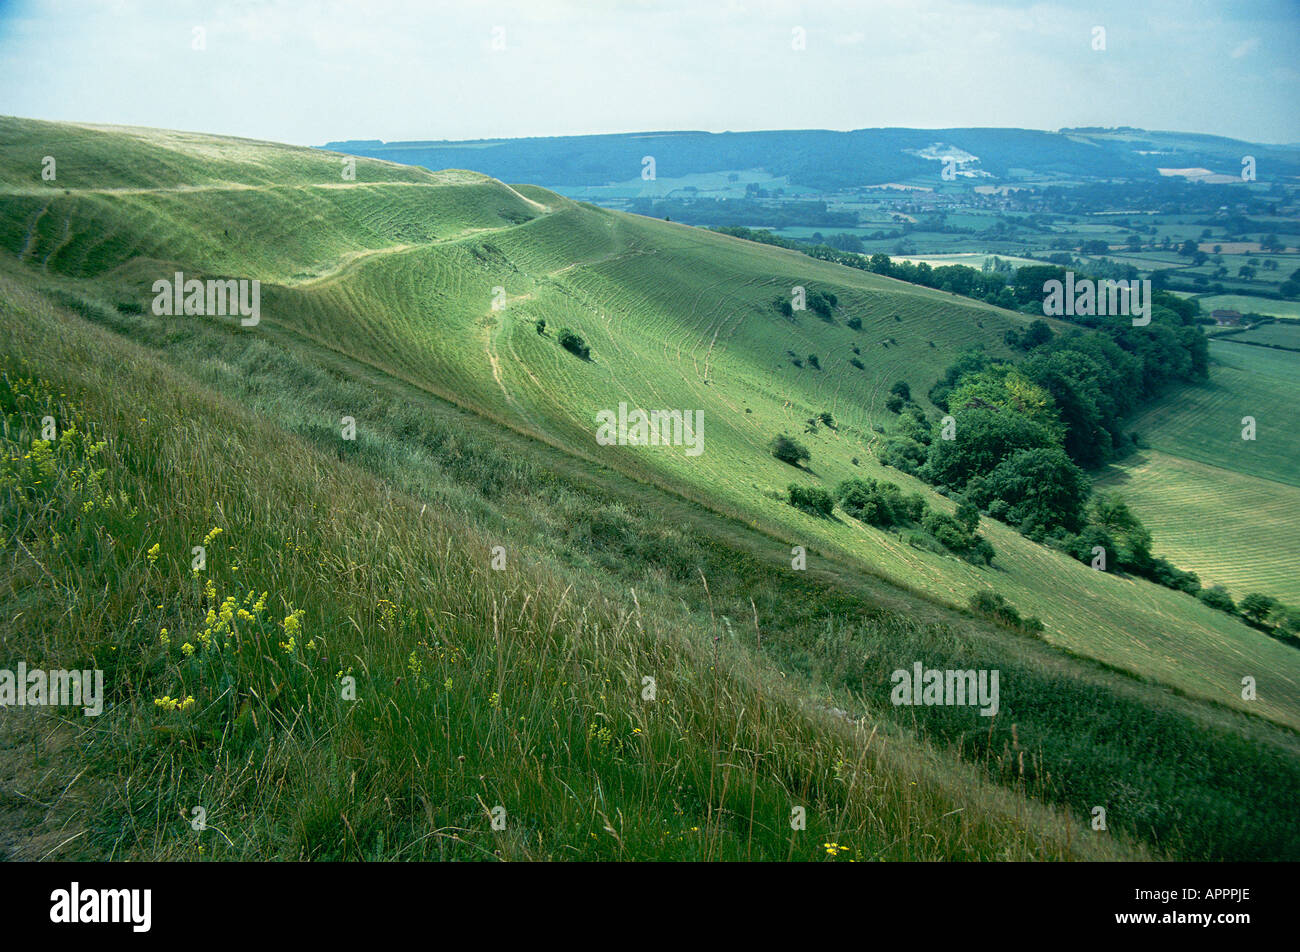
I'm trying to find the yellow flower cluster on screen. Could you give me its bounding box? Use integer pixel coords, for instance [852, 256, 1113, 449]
[154, 695, 195, 712]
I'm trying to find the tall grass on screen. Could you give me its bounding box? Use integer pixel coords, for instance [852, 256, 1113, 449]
[0, 274, 1137, 861]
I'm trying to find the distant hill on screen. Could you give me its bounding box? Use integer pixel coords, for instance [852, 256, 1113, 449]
[323, 126, 1300, 192]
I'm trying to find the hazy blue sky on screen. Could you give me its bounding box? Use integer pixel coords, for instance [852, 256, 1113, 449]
[1, 0, 1296, 145]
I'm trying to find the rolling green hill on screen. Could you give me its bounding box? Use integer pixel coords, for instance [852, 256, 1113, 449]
[3, 118, 1299, 861]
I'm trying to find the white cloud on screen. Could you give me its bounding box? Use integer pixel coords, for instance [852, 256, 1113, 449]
[1230, 37, 1259, 59]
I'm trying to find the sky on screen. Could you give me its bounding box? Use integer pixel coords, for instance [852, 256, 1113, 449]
[0, 0, 1297, 146]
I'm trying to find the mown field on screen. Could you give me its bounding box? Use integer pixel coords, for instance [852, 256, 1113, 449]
[1122, 342, 1300, 489]
[1213, 322, 1300, 348]
[1098, 451, 1300, 604]
[3, 119, 1299, 861]
[1098, 341, 1300, 607]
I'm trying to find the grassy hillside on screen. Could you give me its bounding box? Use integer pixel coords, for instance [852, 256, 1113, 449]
[3, 119, 1299, 860]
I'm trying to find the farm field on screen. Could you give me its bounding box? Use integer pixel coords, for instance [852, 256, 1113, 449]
[1215, 322, 1300, 348]
[1196, 294, 1300, 321]
[1099, 338, 1300, 608]
[1098, 451, 1300, 604]
[1122, 342, 1300, 489]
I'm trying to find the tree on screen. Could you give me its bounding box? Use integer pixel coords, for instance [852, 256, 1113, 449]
[787, 484, 835, 517]
[1240, 593, 1279, 625]
[923, 408, 1059, 491]
[558, 328, 590, 359]
[770, 434, 810, 467]
[1090, 494, 1153, 572]
[1022, 350, 1111, 467]
[968, 447, 1090, 534]
[536, 318, 546, 335]
[1021, 319, 1053, 350]
[1198, 585, 1236, 614]
[955, 498, 981, 533]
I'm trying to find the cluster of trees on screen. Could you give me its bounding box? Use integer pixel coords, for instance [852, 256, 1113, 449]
[774, 286, 838, 321]
[1279, 267, 1300, 300]
[884, 379, 911, 413]
[558, 328, 591, 360]
[1185, 585, 1300, 647]
[869, 303, 1300, 632]
[838, 476, 994, 563]
[786, 483, 835, 517]
[801, 246, 1024, 309]
[783, 475, 995, 564]
[772, 429, 994, 563]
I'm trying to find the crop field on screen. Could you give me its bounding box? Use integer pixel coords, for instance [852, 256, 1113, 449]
[1214, 323, 1300, 349]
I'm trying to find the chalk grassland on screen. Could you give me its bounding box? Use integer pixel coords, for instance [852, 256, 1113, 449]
[0, 269, 1158, 862]
[2, 119, 1299, 860]
[9, 259, 1300, 862]
[3, 117, 1297, 731]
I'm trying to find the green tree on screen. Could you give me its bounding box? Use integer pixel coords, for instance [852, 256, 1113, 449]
[922, 408, 1058, 490]
[770, 434, 810, 467]
[1240, 593, 1279, 625]
[968, 447, 1090, 534]
[787, 483, 835, 517]
[1090, 494, 1153, 572]
[1198, 585, 1235, 613]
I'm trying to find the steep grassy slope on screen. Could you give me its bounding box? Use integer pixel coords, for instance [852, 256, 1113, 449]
[2, 119, 1300, 860]
[2, 119, 1294, 733]
[0, 267, 1155, 862]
